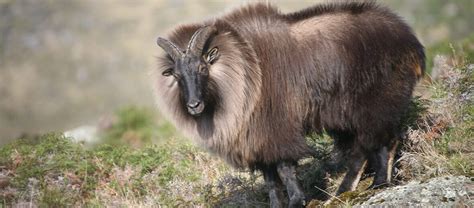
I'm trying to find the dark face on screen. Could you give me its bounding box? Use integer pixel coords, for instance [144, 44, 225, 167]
[176, 55, 208, 115]
[157, 26, 219, 116]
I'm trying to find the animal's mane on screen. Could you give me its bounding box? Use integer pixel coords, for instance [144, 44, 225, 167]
[154, 20, 265, 167]
[283, 0, 379, 23]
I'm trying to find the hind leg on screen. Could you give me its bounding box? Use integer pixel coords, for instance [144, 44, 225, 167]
[368, 140, 399, 189]
[328, 130, 368, 195]
[277, 162, 305, 207]
[336, 144, 368, 195]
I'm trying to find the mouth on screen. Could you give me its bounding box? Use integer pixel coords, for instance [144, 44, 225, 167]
[187, 103, 205, 116]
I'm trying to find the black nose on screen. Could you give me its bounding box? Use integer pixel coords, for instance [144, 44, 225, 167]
[187, 101, 201, 109]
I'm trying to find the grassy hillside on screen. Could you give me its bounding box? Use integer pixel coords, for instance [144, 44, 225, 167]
[1, 38, 473, 207]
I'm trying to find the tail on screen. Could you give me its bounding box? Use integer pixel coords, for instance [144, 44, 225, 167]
[414, 46, 426, 80]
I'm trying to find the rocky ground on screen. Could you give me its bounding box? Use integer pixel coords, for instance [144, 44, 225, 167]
[359, 176, 474, 207]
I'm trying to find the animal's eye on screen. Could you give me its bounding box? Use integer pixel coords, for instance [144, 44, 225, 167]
[162, 68, 173, 77]
[206, 47, 219, 64]
[198, 65, 208, 74]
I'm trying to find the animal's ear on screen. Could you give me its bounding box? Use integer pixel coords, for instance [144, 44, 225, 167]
[206, 47, 219, 64]
[162, 68, 173, 77]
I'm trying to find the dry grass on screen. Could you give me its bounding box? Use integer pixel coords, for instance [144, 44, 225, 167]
[397, 54, 473, 181]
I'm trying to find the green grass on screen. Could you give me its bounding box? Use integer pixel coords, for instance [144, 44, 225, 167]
[0, 105, 262, 207]
[100, 106, 176, 147]
[433, 64, 473, 176]
[0, 132, 234, 207]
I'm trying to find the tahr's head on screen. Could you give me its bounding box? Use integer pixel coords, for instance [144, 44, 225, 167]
[157, 26, 219, 116]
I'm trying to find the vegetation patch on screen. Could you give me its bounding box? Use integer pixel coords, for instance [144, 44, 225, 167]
[100, 106, 176, 148]
[0, 132, 240, 206]
[0, 105, 268, 207]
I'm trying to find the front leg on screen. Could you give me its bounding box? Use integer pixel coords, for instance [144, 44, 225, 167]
[262, 164, 283, 208]
[277, 162, 305, 208]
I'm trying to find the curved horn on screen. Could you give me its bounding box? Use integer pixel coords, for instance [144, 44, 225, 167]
[186, 26, 218, 56]
[156, 37, 183, 60]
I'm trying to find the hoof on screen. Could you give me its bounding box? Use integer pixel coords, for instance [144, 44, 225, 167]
[288, 194, 305, 208]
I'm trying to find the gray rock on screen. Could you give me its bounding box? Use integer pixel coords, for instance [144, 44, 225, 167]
[64, 125, 99, 144]
[357, 176, 474, 207]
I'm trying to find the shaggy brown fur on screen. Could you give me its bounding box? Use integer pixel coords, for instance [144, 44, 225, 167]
[154, 1, 424, 206]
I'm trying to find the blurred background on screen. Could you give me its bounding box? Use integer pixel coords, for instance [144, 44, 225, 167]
[1, 0, 473, 144]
